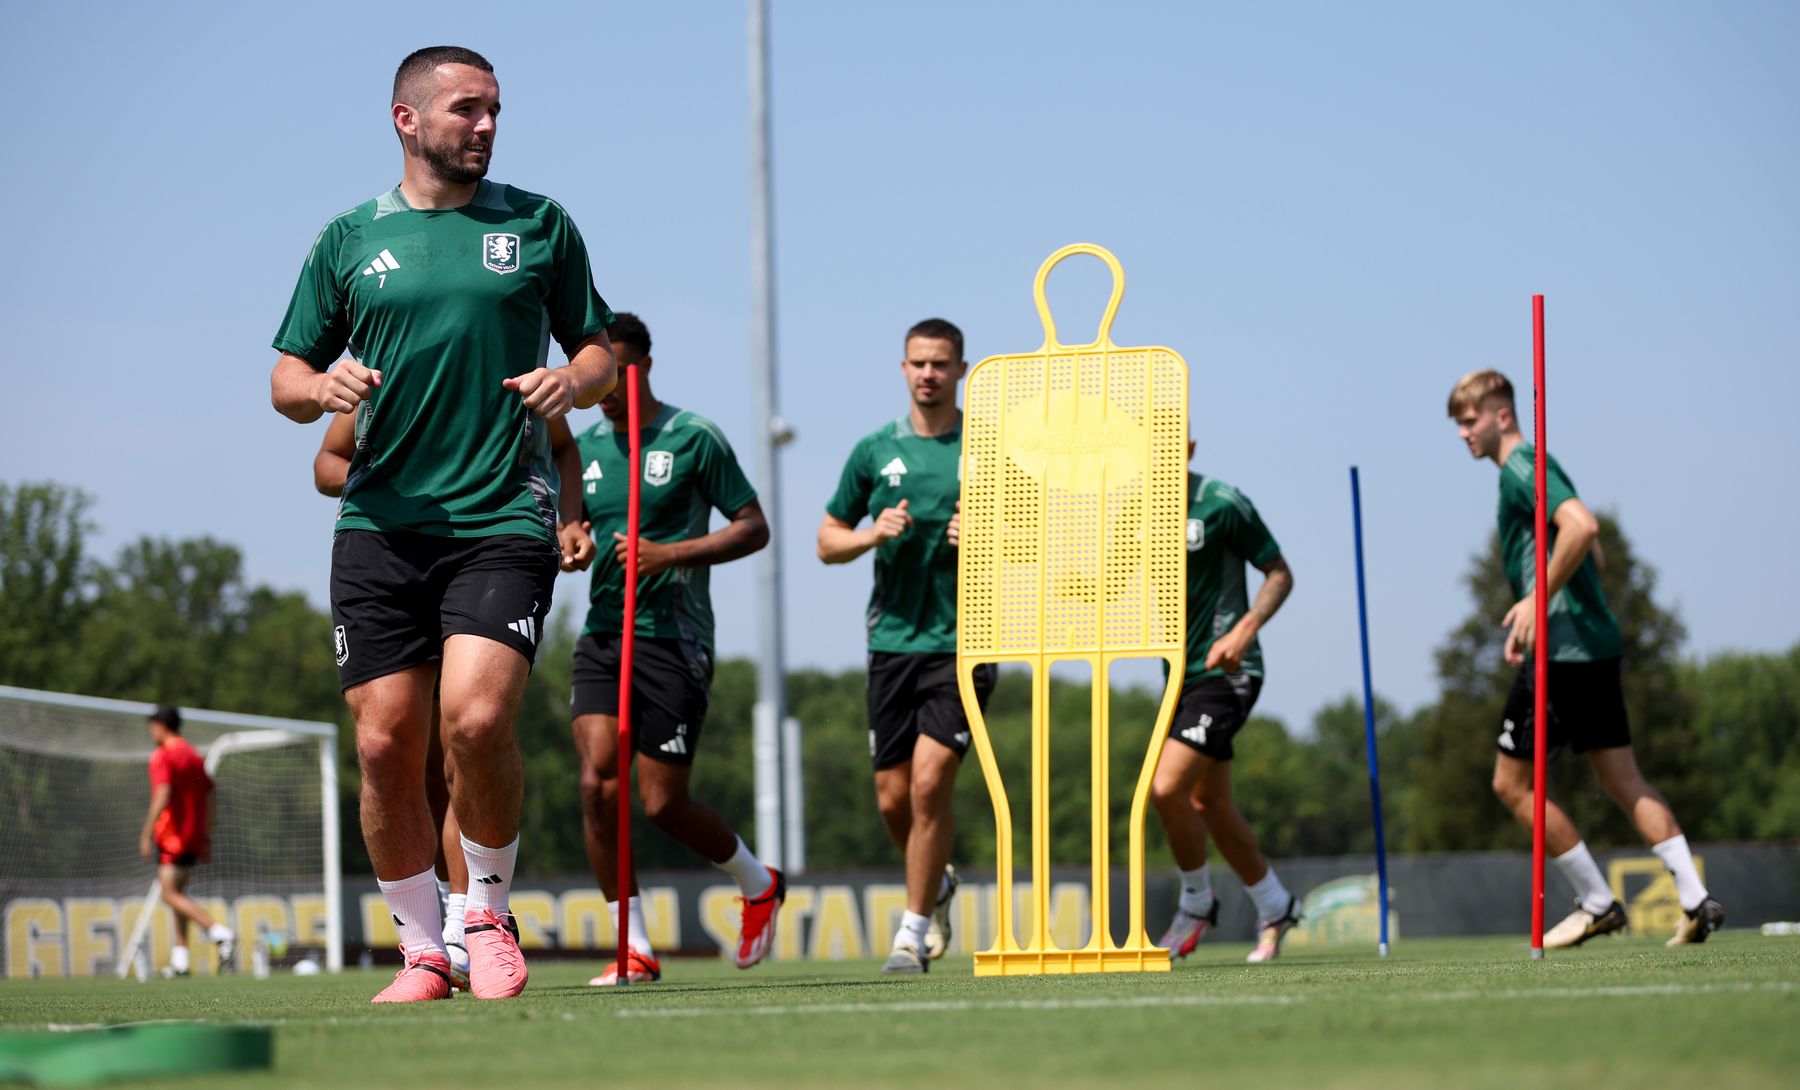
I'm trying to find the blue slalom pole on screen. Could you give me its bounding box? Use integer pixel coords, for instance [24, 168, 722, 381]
[1350, 467, 1392, 956]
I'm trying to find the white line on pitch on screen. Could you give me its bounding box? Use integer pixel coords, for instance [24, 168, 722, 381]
[619, 993, 1302, 1019]
[610, 980, 1796, 1020]
[29, 980, 1793, 1032]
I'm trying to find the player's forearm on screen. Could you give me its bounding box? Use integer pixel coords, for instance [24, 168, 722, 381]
[1247, 561, 1294, 630]
[139, 799, 166, 842]
[1542, 519, 1597, 599]
[271, 355, 327, 423]
[677, 510, 770, 569]
[314, 453, 349, 497]
[817, 523, 877, 564]
[562, 336, 618, 410]
[554, 446, 585, 528]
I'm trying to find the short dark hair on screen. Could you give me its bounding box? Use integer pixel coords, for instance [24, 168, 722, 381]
[392, 46, 494, 107]
[150, 705, 182, 733]
[905, 318, 964, 361]
[1447, 369, 1516, 417]
[607, 312, 652, 357]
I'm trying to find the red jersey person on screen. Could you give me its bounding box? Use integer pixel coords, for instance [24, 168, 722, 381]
[137, 705, 236, 975]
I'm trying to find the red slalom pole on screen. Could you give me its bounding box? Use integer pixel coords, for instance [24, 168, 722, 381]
[1530, 294, 1549, 960]
[615, 361, 642, 985]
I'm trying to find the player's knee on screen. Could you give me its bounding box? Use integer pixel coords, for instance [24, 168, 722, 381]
[910, 767, 954, 813]
[355, 729, 419, 782]
[443, 701, 512, 755]
[1491, 767, 1526, 807]
[876, 784, 910, 826]
[1187, 786, 1214, 817]
[1149, 773, 1184, 810]
[642, 790, 686, 830]
[577, 763, 617, 808]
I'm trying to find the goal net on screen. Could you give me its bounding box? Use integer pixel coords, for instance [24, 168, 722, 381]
[0, 685, 342, 978]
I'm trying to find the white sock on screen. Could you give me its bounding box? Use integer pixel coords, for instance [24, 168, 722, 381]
[461, 834, 518, 914]
[436, 877, 450, 910]
[207, 922, 233, 944]
[607, 896, 654, 955]
[443, 893, 467, 945]
[1552, 842, 1616, 914]
[895, 910, 930, 951]
[715, 836, 774, 896]
[1650, 834, 1708, 912]
[1177, 863, 1215, 915]
[170, 945, 191, 973]
[1245, 870, 1293, 924]
[377, 868, 447, 956]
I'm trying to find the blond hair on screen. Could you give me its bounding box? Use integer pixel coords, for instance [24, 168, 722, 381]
[1447, 369, 1515, 417]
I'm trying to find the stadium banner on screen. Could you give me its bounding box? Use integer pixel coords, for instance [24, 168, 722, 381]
[6, 843, 1796, 976]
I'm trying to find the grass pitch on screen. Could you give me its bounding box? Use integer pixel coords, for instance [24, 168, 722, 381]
[1, 932, 1795, 1089]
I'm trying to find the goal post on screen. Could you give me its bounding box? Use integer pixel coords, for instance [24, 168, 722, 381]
[0, 685, 342, 978]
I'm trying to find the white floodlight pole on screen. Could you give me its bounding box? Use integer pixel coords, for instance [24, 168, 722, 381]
[749, 0, 799, 871]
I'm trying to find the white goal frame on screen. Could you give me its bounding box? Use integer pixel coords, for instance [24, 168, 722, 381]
[0, 684, 343, 974]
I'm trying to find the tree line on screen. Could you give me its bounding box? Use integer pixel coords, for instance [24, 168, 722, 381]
[3, 480, 1795, 877]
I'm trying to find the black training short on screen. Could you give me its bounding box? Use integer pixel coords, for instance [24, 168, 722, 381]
[570, 632, 712, 767]
[1497, 657, 1632, 760]
[866, 652, 997, 771]
[329, 530, 559, 691]
[1168, 673, 1264, 761]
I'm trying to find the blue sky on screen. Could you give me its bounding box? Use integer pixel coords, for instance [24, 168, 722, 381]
[3, 1, 1795, 730]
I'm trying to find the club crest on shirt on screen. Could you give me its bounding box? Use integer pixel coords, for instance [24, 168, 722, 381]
[1186, 518, 1205, 551]
[482, 233, 520, 274]
[645, 451, 674, 486]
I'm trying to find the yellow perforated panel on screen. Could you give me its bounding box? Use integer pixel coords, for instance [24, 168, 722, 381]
[960, 349, 1186, 657]
[956, 244, 1188, 975]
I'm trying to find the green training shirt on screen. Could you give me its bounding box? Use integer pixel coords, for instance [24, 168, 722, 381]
[1497, 444, 1623, 662]
[576, 405, 757, 654]
[273, 180, 614, 542]
[1183, 473, 1282, 683]
[826, 416, 964, 655]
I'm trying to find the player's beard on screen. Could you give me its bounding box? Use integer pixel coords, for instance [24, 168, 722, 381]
[418, 124, 491, 185]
